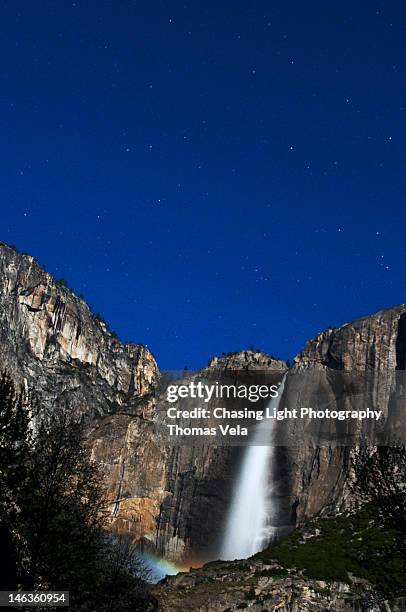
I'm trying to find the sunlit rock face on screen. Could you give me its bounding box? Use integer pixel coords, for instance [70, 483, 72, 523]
[87, 408, 167, 545]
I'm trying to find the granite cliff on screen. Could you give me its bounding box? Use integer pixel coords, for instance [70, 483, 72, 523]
[0, 242, 157, 420]
[0, 242, 405, 569]
[280, 305, 406, 526]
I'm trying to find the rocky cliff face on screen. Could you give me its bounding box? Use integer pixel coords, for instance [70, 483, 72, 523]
[277, 305, 406, 526]
[0, 242, 158, 421]
[0, 241, 405, 567]
[295, 306, 406, 371]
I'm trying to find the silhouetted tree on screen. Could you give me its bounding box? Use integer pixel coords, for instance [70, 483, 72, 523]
[0, 372, 30, 589]
[100, 534, 154, 611]
[21, 410, 106, 599]
[0, 373, 30, 515]
[0, 374, 157, 610]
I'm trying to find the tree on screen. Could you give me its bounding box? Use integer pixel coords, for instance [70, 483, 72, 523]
[99, 533, 154, 611]
[0, 372, 30, 589]
[351, 445, 406, 534]
[18, 409, 106, 598]
[0, 372, 30, 518]
[0, 373, 157, 610]
[22, 411, 157, 609]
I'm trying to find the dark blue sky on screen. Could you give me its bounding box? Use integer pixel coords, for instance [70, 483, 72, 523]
[1, 1, 405, 369]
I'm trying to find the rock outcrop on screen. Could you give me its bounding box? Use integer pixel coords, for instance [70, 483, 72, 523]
[152, 558, 400, 611]
[208, 350, 288, 371]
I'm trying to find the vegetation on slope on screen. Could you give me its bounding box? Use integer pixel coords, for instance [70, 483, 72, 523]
[257, 507, 405, 597]
[257, 444, 406, 600]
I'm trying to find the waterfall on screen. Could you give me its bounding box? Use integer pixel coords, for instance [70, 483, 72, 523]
[221, 374, 286, 560]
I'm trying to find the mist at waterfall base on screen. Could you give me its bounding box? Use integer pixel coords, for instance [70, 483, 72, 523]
[142, 553, 206, 583]
[141, 553, 205, 583]
[141, 553, 184, 583]
[221, 375, 287, 561]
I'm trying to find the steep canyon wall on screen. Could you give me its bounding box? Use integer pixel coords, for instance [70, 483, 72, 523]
[1, 242, 404, 563]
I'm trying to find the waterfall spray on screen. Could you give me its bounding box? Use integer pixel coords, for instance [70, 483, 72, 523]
[221, 374, 287, 560]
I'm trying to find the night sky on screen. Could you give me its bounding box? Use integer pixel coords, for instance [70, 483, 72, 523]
[1, 1, 405, 369]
